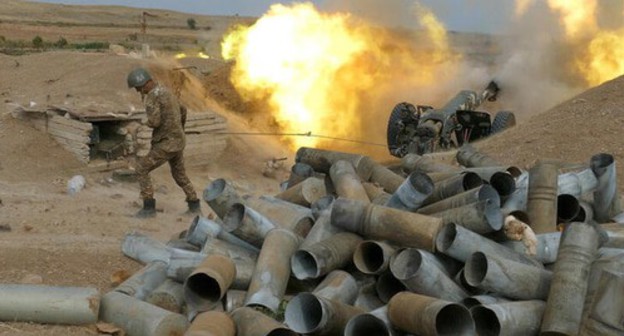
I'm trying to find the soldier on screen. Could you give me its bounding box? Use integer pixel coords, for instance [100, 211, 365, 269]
[127, 67, 201, 217]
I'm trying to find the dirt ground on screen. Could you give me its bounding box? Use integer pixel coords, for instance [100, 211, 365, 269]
[0, 1, 624, 335]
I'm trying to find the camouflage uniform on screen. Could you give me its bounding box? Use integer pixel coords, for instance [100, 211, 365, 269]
[136, 84, 198, 202]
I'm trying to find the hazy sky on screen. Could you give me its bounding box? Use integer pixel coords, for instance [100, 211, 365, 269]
[34, 0, 515, 34]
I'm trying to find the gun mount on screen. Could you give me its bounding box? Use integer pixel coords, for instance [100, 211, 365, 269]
[387, 81, 516, 157]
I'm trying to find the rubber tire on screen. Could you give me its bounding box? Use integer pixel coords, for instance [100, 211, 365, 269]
[387, 102, 416, 153]
[490, 111, 516, 134]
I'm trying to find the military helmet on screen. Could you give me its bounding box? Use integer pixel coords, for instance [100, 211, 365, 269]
[127, 68, 152, 88]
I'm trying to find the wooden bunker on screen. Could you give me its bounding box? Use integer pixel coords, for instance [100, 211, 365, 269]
[14, 105, 228, 166]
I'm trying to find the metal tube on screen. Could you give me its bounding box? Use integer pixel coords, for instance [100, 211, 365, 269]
[246, 195, 314, 237]
[115, 261, 167, 300]
[557, 194, 580, 223]
[502, 170, 529, 213]
[184, 254, 237, 312]
[589, 269, 624, 330]
[431, 199, 503, 234]
[456, 144, 501, 167]
[461, 295, 509, 309]
[275, 176, 327, 207]
[541, 222, 603, 335]
[224, 289, 247, 313]
[223, 203, 277, 247]
[284, 292, 365, 335]
[295, 147, 375, 180]
[186, 216, 259, 253]
[185, 311, 236, 336]
[245, 229, 301, 313]
[203, 178, 244, 219]
[390, 248, 469, 302]
[464, 252, 552, 300]
[385, 171, 434, 211]
[471, 300, 546, 336]
[423, 172, 483, 206]
[369, 162, 407, 194]
[312, 270, 359, 305]
[558, 168, 599, 197]
[454, 267, 485, 295]
[331, 198, 443, 251]
[387, 292, 475, 336]
[527, 160, 559, 233]
[363, 182, 392, 205]
[502, 232, 561, 264]
[375, 271, 407, 303]
[0, 285, 99, 325]
[602, 223, 624, 248]
[100, 291, 189, 336]
[197, 239, 257, 290]
[330, 160, 371, 202]
[287, 162, 315, 188]
[573, 200, 594, 223]
[311, 195, 335, 219]
[354, 282, 385, 311]
[301, 207, 343, 249]
[436, 223, 543, 268]
[591, 153, 622, 223]
[401, 153, 461, 174]
[231, 307, 298, 336]
[291, 232, 362, 280]
[122, 231, 171, 264]
[344, 306, 397, 336]
[489, 171, 517, 198]
[353, 240, 397, 275]
[417, 185, 500, 215]
[146, 279, 185, 313]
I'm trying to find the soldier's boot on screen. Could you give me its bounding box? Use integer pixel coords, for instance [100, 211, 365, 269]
[136, 198, 157, 218]
[186, 199, 201, 215]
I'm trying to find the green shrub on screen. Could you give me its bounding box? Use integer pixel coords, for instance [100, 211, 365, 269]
[187, 18, 197, 30]
[32, 35, 44, 48]
[54, 37, 68, 48]
[70, 41, 110, 50]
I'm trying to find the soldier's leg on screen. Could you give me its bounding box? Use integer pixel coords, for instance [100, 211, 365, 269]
[136, 148, 170, 200]
[168, 151, 198, 201]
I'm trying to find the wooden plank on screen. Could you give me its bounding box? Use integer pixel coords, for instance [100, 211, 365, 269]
[48, 121, 92, 137]
[50, 115, 93, 132]
[48, 128, 91, 143]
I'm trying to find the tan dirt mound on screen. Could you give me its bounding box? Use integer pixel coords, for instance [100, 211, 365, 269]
[475, 74, 624, 189]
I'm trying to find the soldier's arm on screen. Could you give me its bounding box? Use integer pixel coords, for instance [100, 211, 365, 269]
[145, 96, 162, 128]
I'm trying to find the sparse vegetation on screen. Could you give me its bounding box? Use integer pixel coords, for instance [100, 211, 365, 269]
[32, 35, 44, 48]
[70, 41, 110, 50]
[54, 37, 68, 48]
[187, 18, 197, 30]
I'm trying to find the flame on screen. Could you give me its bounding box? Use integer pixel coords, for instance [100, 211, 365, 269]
[174, 53, 187, 59]
[222, 3, 458, 151]
[198, 52, 210, 59]
[517, 0, 624, 86]
[547, 0, 597, 39]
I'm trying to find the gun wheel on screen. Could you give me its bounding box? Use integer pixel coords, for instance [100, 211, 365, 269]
[387, 102, 417, 156]
[491, 111, 516, 134]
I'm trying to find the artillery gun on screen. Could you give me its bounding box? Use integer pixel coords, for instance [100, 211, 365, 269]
[386, 81, 516, 157]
